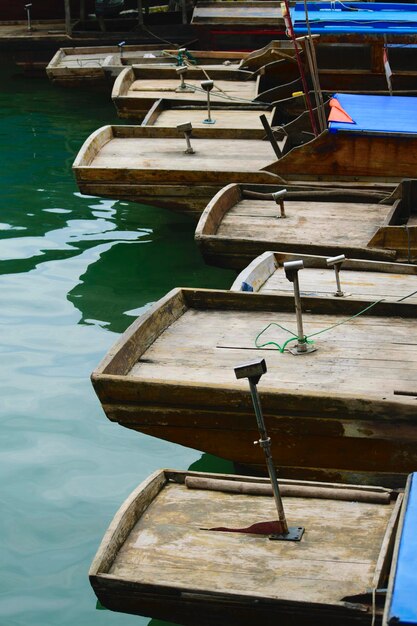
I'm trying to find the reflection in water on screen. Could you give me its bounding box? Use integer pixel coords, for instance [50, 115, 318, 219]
[68, 200, 233, 333]
[0, 61, 235, 626]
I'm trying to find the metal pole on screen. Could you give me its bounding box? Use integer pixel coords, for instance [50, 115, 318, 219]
[248, 378, 288, 533]
[24, 4, 32, 31]
[206, 90, 211, 122]
[293, 272, 307, 352]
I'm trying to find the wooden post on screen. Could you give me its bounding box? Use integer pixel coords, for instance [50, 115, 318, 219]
[80, 0, 86, 23]
[64, 0, 72, 36]
[181, 0, 187, 24]
[137, 0, 144, 25]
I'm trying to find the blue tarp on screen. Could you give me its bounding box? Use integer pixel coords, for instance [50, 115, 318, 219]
[328, 93, 417, 135]
[291, 2, 417, 34]
[386, 473, 417, 626]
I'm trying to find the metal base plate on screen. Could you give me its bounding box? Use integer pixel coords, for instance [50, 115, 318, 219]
[269, 526, 305, 542]
[289, 344, 317, 356]
[175, 86, 195, 93]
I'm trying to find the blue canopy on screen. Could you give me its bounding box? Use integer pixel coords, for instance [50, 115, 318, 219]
[385, 473, 417, 626]
[328, 93, 417, 135]
[291, 2, 417, 34]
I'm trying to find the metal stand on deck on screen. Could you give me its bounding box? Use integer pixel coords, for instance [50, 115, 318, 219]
[177, 122, 195, 154]
[118, 41, 126, 61]
[271, 189, 287, 218]
[326, 254, 347, 297]
[175, 66, 195, 93]
[284, 260, 317, 355]
[234, 359, 304, 542]
[201, 80, 215, 124]
[24, 4, 32, 31]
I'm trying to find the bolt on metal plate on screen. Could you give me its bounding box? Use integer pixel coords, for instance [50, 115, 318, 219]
[269, 526, 305, 542]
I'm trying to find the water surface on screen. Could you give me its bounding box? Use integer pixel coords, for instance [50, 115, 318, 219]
[0, 61, 234, 626]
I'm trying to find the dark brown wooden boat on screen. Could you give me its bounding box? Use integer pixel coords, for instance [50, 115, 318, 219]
[46, 46, 245, 88]
[89, 467, 407, 625]
[91, 287, 417, 487]
[231, 251, 417, 302]
[110, 60, 298, 120]
[195, 181, 417, 269]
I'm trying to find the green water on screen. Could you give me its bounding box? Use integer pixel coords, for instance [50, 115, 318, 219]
[0, 61, 235, 626]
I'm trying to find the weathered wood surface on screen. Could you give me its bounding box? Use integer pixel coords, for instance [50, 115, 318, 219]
[73, 125, 282, 217]
[231, 252, 417, 303]
[91, 288, 417, 487]
[90, 468, 400, 625]
[191, 2, 284, 25]
[73, 125, 399, 218]
[265, 130, 417, 182]
[141, 99, 274, 130]
[240, 40, 298, 71]
[112, 65, 260, 119]
[46, 46, 243, 86]
[195, 182, 417, 268]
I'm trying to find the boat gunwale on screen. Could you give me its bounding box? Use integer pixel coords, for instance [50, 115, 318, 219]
[230, 250, 417, 293]
[91, 287, 417, 415]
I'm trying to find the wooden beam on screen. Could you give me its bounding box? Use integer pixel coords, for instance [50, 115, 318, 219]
[64, 0, 72, 36]
[80, 0, 86, 23]
[137, 0, 144, 26]
[181, 0, 187, 24]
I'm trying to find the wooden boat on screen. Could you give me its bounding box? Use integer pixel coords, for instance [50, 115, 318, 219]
[46, 46, 244, 88]
[110, 60, 297, 120]
[74, 93, 417, 218]
[195, 180, 417, 269]
[141, 99, 278, 130]
[89, 468, 417, 625]
[46, 40, 298, 87]
[191, 1, 286, 50]
[73, 125, 284, 218]
[140, 90, 324, 129]
[91, 287, 417, 487]
[72, 109, 354, 219]
[253, 93, 417, 182]
[231, 251, 417, 302]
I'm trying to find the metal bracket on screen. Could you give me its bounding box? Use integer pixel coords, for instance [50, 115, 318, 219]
[270, 526, 305, 542]
[289, 343, 317, 356]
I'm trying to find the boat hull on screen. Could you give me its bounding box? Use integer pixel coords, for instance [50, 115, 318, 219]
[92, 288, 417, 488]
[90, 469, 401, 625]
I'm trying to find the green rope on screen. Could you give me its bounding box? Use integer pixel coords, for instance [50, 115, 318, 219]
[177, 50, 197, 66]
[306, 298, 383, 338]
[255, 298, 384, 353]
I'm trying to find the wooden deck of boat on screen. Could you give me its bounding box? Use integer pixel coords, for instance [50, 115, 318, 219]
[127, 305, 417, 395]
[87, 136, 275, 171]
[217, 199, 388, 248]
[145, 107, 273, 129]
[191, 2, 283, 25]
[259, 268, 417, 301]
[92, 289, 417, 484]
[110, 479, 394, 604]
[232, 253, 417, 302]
[196, 195, 397, 267]
[126, 78, 257, 103]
